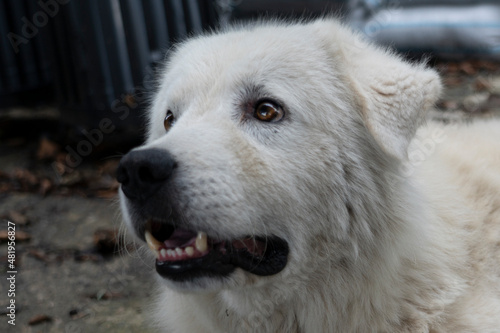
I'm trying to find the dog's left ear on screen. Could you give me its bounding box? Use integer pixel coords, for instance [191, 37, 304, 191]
[317, 21, 442, 160]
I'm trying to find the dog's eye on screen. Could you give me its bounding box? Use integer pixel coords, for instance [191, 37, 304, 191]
[164, 111, 175, 131]
[254, 101, 284, 122]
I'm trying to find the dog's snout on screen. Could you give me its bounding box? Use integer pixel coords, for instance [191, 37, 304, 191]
[116, 148, 176, 201]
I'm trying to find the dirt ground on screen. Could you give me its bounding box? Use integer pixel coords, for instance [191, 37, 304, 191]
[1, 59, 500, 333]
[0, 141, 157, 332]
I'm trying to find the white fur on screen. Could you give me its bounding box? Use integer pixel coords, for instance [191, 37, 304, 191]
[122, 19, 500, 332]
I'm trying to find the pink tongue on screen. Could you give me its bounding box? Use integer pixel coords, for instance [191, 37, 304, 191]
[232, 238, 265, 256]
[164, 228, 197, 249]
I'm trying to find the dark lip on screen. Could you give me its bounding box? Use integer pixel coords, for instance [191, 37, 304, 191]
[155, 245, 236, 282]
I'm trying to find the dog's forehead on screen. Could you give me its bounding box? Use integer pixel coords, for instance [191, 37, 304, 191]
[163, 24, 326, 97]
[181, 25, 317, 65]
[148, 22, 345, 140]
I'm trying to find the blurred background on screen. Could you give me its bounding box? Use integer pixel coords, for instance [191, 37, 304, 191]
[0, 0, 499, 332]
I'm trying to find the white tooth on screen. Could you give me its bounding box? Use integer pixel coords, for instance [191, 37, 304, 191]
[160, 249, 167, 258]
[195, 232, 208, 252]
[185, 246, 194, 256]
[175, 247, 183, 255]
[167, 249, 175, 257]
[145, 230, 163, 251]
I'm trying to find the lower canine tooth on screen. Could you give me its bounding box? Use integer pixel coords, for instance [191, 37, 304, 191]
[196, 232, 208, 252]
[160, 249, 167, 258]
[185, 246, 194, 256]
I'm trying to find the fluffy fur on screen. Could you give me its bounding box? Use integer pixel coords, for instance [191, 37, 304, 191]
[120, 19, 500, 332]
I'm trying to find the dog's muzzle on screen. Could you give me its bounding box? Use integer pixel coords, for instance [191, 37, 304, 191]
[116, 148, 289, 282]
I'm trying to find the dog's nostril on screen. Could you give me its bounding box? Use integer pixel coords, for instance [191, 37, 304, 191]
[138, 165, 157, 183]
[116, 165, 129, 185]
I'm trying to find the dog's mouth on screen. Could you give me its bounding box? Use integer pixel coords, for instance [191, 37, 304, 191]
[144, 219, 289, 281]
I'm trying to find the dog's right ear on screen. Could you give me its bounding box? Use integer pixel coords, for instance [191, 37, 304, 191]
[315, 20, 442, 160]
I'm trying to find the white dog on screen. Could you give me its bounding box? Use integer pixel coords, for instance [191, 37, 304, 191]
[117, 19, 500, 332]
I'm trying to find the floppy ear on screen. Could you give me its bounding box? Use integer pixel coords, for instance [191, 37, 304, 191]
[319, 21, 442, 160]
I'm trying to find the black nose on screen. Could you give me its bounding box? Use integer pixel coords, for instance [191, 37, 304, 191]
[116, 148, 176, 201]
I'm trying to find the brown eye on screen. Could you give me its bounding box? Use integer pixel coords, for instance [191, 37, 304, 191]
[164, 110, 174, 131]
[254, 101, 284, 122]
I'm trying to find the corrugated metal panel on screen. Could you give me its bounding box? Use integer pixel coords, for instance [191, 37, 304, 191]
[0, 0, 218, 130]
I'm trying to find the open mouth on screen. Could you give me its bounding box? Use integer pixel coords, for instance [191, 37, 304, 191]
[144, 219, 289, 281]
